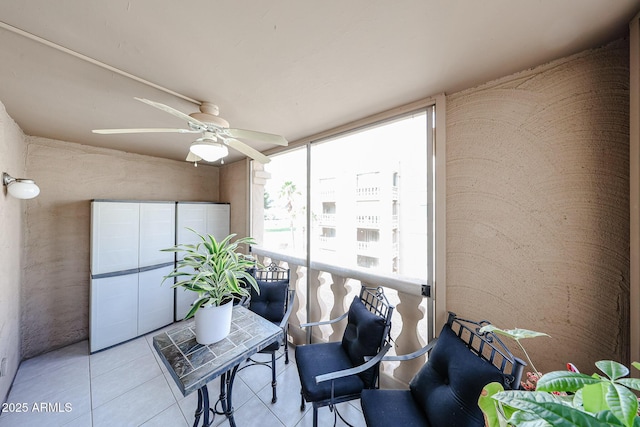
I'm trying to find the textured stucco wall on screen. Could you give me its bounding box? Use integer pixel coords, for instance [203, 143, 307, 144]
[219, 159, 250, 238]
[446, 39, 630, 372]
[0, 102, 26, 403]
[22, 137, 220, 358]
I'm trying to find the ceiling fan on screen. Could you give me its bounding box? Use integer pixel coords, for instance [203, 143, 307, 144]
[92, 97, 288, 164]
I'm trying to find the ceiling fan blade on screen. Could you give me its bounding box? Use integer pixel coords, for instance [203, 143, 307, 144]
[222, 128, 288, 146]
[186, 152, 202, 162]
[134, 97, 207, 127]
[92, 128, 200, 134]
[224, 138, 271, 164]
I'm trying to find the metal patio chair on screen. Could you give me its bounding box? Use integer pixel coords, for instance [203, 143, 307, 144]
[241, 262, 294, 403]
[295, 285, 394, 427]
[360, 312, 526, 427]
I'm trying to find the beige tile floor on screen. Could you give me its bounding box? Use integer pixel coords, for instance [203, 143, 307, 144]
[0, 324, 366, 427]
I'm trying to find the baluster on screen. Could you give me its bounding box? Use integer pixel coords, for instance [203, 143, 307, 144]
[254, 254, 264, 267]
[329, 274, 348, 341]
[289, 263, 307, 345]
[392, 290, 426, 384]
[307, 268, 324, 343]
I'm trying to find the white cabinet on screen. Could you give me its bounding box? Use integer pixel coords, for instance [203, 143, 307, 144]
[90, 201, 176, 352]
[174, 202, 230, 320]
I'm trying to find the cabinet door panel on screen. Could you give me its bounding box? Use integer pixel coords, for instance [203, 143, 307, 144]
[138, 265, 174, 335]
[206, 204, 230, 241]
[91, 202, 140, 274]
[90, 274, 138, 352]
[139, 203, 175, 267]
[174, 265, 198, 321]
[176, 203, 207, 245]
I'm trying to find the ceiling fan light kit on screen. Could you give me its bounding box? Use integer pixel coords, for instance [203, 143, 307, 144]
[92, 98, 288, 164]
[190, 138, 229, 162]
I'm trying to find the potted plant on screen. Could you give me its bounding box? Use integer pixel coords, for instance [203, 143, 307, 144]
[480, 360, 640, 427]
[163, 229, 259, 344]
[477, 325, 640, 427]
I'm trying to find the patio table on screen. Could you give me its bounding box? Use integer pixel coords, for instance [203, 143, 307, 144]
[153, 305, 283, 427]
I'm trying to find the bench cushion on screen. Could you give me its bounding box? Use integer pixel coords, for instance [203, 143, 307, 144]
[361, 389, 430, 427]
[409, 326, 506, 427]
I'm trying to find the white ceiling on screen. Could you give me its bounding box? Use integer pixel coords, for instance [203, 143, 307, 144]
[0, 1, 639, 165]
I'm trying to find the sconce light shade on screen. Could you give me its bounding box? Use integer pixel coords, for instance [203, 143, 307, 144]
[190, 138, 229, 162]
[3, 172, 40, 199]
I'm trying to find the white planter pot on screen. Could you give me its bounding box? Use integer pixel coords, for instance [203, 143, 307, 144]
[194, 300, 233, 345]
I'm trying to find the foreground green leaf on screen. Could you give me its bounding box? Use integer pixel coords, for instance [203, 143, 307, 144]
[536, 371, 603, 393]
[479, 382, 507, 427]
[597, 360, 629, 381]
[582, 382, 608, 414]
[493, 392, 611, 427]
[606, 383, 639, 427]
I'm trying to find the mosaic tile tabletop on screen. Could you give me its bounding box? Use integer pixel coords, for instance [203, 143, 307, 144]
[153, 305, 283, 396]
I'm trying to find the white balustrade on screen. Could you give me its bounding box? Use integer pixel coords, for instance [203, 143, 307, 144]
[250, 245, 433, 387]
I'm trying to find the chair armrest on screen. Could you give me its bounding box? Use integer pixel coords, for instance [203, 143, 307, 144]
[300, 311, 349, 329]
[381, 338, 438, 362]
[315, 343, 392, 384]
[279, 289, 296, 329]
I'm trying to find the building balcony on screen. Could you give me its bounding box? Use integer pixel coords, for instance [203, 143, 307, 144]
[356, 186, 380, 200]
[356, 240, 381, 254]
[356, 214, 380, 227]
[319, 213, 336, 225]
[318, 235, 338, 250]
[319, 189, 336, 200]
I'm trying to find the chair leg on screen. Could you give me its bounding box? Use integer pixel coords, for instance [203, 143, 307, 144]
[284, 326, 290, 364]
[312, 406, 318, 427]
[300, 389, 305, 411]
[271, 351, 277, 403]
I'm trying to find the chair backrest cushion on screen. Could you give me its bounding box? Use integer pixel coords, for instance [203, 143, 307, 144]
[409, 325, 507, 427]
[249, 279, 288, 323]
[341, 296, 386, 387]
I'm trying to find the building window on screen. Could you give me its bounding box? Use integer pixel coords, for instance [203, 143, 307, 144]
[357, 255, 380, 269]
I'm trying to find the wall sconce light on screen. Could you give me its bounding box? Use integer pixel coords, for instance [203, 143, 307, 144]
[2, 172, 40, 199]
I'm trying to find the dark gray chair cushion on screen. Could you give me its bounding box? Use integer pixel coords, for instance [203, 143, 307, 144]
[296, 296, 388, 403]
[249, 278, 288, 323]
[409, 325, 506, 427]
[296, 342, 365, 402]
[360, 389, 430, 427]
[360, 325, 509, 427]
[341, 296, 386, 387]
[249, 278, 288, 351]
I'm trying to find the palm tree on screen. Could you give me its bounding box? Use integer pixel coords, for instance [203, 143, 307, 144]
[280, 181, 300, 247]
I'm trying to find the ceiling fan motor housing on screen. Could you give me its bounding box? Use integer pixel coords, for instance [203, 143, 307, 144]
[189, 103, 229, 128]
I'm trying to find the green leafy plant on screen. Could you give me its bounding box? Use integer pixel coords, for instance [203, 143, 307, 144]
[162, 229, 259, 319]
[480, 361, 640, 427]
[479, 325, 550, 376]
